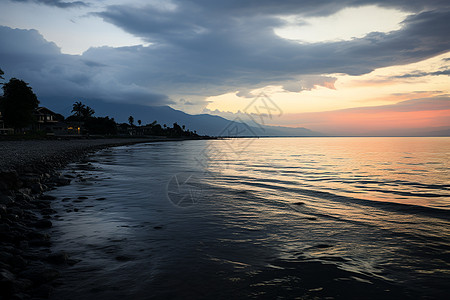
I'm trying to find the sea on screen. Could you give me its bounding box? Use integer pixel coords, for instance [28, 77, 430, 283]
[47, 137, 450, 299]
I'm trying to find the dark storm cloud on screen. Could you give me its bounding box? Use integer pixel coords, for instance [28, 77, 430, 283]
[11, 0, 88, 8]
[96, 4, 450, 83]
[0, 26, 171, 113]
[1, 0, 449, 111]
[148, 0, 448, 17]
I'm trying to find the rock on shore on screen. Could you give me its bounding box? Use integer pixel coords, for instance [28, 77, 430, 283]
[0, 138, 157, 299]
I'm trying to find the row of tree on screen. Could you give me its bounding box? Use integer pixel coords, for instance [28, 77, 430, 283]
[68, 101, 198, 137]
[0, 68, 200, 137]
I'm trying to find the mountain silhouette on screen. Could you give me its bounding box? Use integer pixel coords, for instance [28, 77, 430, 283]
[51, 100, 321, 136]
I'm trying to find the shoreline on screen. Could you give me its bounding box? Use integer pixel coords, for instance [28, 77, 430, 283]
[0, 137, 194, 299]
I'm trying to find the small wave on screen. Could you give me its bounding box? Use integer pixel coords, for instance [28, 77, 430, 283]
[366, 189, 446, 198]
[221, 176, 450, 221]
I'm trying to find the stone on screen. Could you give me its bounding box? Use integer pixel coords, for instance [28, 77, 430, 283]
[46, 251, 69, 265]
[0, 261, 11, 271]
[35, 202, 51, 210]
[0, 204, 7, 215]
[0, 223, 10, 233]
[0, 268, 16, 297]
[28, 239, 51, 247]
[20, 267, 60, 285]
[25, 231, 49, 240]
[17, 279, 33, 290]
[30, 183, 43, 194]
[9, 207, 23, 217]
[14, 192, 33, 202]
[40, 194, 56, 201]
[33, 219, 52, 229]
[20, 174, 40, 184]
[0, 181, 8, 192]
[0, 232, 15, 243]
[54, 177, 71, 186]
[19, 241, 29, 250]
[0, 171, 22, 189]
[32, 284, 53, 298]
[40, 208, 56, 215]
[0, 251, 14, 263]
[0, 195, 14, 205]
[9, 255, 27, 269]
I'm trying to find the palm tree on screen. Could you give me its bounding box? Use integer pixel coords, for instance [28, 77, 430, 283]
[72, 101, 85, 118]
[82, 106, 95, 118]
[128, 115, 134, 126]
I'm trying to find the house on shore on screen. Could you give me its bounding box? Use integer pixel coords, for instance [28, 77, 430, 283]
[34, 107, 67, 135]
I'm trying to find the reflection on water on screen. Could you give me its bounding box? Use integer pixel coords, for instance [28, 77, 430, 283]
[48, 138, 450, 299]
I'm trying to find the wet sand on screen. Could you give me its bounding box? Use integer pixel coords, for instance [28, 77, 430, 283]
[0, 138, 179, 299]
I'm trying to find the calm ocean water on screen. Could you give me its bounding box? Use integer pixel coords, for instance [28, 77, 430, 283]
[48, 137, 450, 299]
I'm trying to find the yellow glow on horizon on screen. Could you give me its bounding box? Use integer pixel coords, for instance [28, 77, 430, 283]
[205, 52, 450, 116]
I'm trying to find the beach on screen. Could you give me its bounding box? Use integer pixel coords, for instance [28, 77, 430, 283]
[0, 138, 177, 299]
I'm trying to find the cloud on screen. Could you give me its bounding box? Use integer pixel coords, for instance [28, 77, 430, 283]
[392, 69, 450, 78]
[10, 0, 88, 8]
[1, 0, 449, 114]
[96, 2, 450, 78]
[0, 26, 171, 113]
[282, 76, 337, 93]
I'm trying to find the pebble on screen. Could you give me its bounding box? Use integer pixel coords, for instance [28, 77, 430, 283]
[33, 219, 52, 229]
[0, 138, 155, 299]
[46, 251, 69, 265]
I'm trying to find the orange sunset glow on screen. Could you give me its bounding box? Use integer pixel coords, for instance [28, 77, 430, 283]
[205, 53, 450, 136]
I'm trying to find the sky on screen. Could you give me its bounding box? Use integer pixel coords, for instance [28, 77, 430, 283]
[0, 0, 449, 135]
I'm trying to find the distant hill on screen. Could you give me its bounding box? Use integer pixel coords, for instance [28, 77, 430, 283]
[49, 100, 321, 137]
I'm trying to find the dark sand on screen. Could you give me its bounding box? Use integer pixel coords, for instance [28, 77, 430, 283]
[0, 138, 175, 299]
[0, 138, 170, 172]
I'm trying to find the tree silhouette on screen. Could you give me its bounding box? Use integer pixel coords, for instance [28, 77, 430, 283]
[128, 115, 134, 126]
[70, 101, 95, 120]
[138, 119, 142, 126]
[82, 106, 95, 118]
[0, 68, 4, 82]
[72, 101, 85, 118]
[0, 78, 39, 131]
